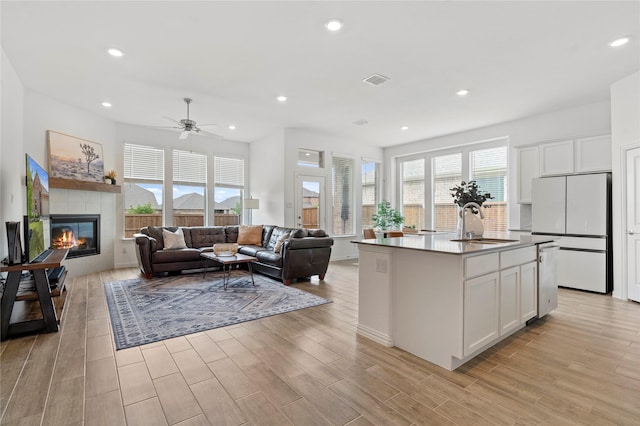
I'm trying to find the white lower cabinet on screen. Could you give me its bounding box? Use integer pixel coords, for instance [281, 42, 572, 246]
[463, 272, 499, 356]
[520, 261, 538, 322]
[464, 247, 538, 357]
[499, 267, 520, 336]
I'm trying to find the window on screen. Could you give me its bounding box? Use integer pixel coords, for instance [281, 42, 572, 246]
[123, 143, 164, 237]
[433, 153, 462, 231]
[214, 156, 244, 225]
[470, 146, 508, 232]
[401, 158, 425, 230]
[396, 138, 508, 233]
[361, 161, 380, 228]
[298, 149, 324, 168]
[172, 149, 206, 227]
[332, 156, 354, 235]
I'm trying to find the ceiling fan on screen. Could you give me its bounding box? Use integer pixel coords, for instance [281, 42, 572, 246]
[162, 98, 221, 139]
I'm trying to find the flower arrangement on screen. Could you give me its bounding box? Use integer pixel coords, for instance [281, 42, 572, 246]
[104, 170, 117, 184]
[450, 180, 493, 213]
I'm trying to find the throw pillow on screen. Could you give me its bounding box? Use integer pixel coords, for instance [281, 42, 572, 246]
[273, 232, 290, 254]
[162, 228, 187, 249]
[237, 225, 263, 245]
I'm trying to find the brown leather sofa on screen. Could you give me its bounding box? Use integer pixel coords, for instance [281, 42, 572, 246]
[133, 225, 333, 285]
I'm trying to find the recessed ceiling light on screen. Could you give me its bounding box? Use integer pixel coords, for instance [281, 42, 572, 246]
[325, 18, 344, 32]
[101, 101, 112, 108]
[277, 95, 287, 102]
[456, 89, 469, 96]
[401, 126, 409, 131]
[609, 37, 630, 47]
[107, 48, 123, 57]
[228, 125, 236, 130]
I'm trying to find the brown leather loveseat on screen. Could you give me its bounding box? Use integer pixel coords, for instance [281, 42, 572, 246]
[133, 225, 333, 285]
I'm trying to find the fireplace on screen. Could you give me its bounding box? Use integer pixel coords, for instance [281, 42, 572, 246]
[50, 214, 100, 258]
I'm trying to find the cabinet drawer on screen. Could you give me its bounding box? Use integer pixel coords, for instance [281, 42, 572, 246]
[464, 253, 499, 279]
[500, 246, 536, 269]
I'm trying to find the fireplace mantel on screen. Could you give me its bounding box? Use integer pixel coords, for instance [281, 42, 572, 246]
[50, 177, 121, 193]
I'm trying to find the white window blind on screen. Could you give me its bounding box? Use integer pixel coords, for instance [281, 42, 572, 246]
[214, 156, 244, 187]
[433, 154, 462, 204]
[124, 143, 164, 180]
[332, 156, 354, 235]
[173, 150, 206, 184]
[470, 146, 507, 202]
[433, 153, 462, 231]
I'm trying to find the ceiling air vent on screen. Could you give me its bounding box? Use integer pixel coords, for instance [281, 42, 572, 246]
[353, 119, 369, 126]
[363, 73, 390, 86]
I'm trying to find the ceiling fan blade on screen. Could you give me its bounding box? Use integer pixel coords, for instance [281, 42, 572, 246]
[197, 123, 217, 127]
[179, 131, 190, 140]
[162, 116, 183, 125]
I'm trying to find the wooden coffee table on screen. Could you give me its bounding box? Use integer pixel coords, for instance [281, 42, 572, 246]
[200, 252, 257, 290]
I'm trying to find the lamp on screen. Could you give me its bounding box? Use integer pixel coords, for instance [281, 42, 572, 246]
[244, 198, 259, 210]
[244, 198, 260, 225]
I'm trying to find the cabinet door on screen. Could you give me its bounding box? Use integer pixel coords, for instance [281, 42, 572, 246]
[539, 140, 574, 176]
[517, 146, 539, 203]
[575, 135, 611, 173]
[464, 272, 499, 356]
[520, 261, 538, 322]
[499, 267, 520, 336]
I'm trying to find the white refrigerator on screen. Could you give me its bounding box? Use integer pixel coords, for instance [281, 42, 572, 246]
[531, 173, 611, 293]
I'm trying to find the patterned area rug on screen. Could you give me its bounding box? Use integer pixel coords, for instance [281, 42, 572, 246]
[104, 271, 331, 350]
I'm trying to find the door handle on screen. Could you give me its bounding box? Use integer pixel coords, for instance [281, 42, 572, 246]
[627, 230, 636, 235]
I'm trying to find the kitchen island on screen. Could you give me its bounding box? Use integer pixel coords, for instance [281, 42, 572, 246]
[354, 232, 556, 371]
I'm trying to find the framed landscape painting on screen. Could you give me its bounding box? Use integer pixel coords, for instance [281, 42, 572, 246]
[48, 130, 104, 183]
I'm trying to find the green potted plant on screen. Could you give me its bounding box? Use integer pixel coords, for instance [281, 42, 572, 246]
[450, 180, 493, 236]
[450, 181, 493, 213]
[371, 201, 405, 231]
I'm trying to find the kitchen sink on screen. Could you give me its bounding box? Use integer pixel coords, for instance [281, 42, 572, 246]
[450, 238, 519, 244]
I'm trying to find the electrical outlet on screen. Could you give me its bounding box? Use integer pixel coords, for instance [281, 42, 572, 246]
[375, 259, 387, 273]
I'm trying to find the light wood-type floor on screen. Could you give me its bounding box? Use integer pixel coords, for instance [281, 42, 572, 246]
[1, 260, 639, 425]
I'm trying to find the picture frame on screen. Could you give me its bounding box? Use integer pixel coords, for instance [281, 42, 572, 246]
[48, 130, 105, 183]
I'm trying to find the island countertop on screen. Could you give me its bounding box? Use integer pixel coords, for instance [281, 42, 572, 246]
[354, 231, 556, 255]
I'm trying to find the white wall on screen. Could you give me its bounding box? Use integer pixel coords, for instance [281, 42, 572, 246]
[0, 49, 25, 261]
[282, 128, 384, 260]
[610, 71, 640, 299]
[22, 90, 118, 277]
[249, 130, 286, 226]
[383, 101, 611, 230]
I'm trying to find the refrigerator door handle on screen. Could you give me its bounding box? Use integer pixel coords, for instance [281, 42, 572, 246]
[627, 230, 635, 235]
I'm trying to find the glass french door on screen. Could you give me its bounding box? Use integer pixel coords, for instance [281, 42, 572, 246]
[295, 174, 326, 230]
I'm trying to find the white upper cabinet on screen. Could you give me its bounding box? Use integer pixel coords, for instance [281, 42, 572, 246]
[517, 146, 539, 203]
[575, 135, 612, 173]
[539, 140, 574, 176]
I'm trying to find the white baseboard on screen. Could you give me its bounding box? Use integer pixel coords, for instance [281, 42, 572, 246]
[356, 323, 394, 347]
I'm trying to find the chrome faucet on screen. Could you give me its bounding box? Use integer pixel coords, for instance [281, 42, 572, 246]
[461, 202, 484, 239]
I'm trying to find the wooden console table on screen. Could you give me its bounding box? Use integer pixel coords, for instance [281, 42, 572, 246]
[1, 249, 68, 341]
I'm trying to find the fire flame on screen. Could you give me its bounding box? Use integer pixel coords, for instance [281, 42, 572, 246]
[53, 229, 86, 249]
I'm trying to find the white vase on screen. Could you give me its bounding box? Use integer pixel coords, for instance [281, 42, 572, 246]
[458, 209, 484, 237]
